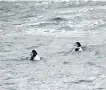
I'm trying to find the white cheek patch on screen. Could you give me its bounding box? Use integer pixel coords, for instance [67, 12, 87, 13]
[34, 55, 40, 61]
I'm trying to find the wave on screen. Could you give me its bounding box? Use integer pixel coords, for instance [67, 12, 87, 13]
[0, 1, 106, 37]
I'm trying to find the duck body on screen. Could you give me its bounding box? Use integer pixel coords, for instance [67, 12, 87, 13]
[75, 47, 82, 52]
[33, 55, 40, 61]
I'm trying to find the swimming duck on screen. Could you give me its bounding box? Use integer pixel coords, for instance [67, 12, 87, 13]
[74, 42, 83, 52]
[30, 50, 40, 60]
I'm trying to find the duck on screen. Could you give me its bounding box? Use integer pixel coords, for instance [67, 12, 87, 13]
[30, 50, 40, 60]
[74, 42, 83, 52]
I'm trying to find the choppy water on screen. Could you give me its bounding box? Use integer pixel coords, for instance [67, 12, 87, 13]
[0, 1, 106, 90]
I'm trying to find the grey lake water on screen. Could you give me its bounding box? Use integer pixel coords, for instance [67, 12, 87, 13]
[0, 1, 106, 90]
